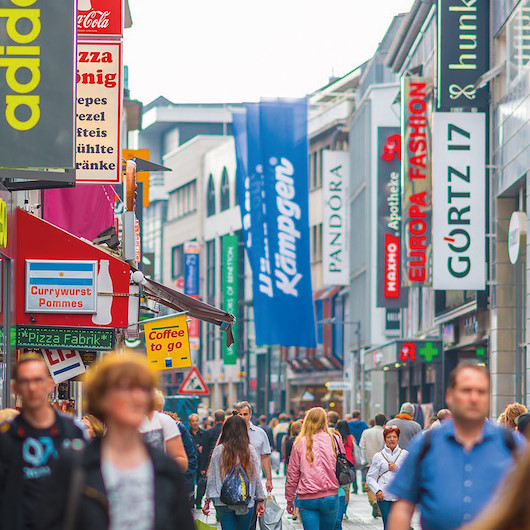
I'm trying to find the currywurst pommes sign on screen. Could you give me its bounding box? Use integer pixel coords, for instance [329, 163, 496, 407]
[0, 0, 75, 168]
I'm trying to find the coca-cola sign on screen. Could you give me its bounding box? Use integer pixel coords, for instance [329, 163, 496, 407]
[78, 0, 123, 37]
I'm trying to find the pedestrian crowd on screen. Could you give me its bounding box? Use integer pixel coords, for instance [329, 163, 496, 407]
[1, 355, 530, 530]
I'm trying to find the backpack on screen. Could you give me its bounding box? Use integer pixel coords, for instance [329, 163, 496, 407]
[220, 464, 251, 506]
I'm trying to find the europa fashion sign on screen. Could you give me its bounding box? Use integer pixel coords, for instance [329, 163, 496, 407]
[75, 40, 122, 183]
[437, 0, 490, 110]
[401, 77, 432, 286]
[77, 0, 123, 38]
[432, 112, 486, 289]
[377, 128, 408, 308]
[0, 0, 75, 168]
[322, 151, 349, 286]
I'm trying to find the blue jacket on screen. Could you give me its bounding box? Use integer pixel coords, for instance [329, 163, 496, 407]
[177, 421, 197, 496]
[348, 420, 368, 444]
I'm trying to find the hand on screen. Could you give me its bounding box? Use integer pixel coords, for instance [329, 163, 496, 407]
[287, 503, 295, 515]
[256, 500, 265, 518]
[388, 462, 397, 472]
[266, 478, 273, 492]
[202, 499, 210, 516]
[376, 490, 384, 502]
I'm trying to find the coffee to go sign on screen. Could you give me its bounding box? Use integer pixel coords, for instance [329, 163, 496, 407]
[25, 260, 97, 313]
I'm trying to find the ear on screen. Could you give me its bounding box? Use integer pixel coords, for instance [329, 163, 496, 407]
[445, 389, 453, 409]
[45, 378, 55, 395]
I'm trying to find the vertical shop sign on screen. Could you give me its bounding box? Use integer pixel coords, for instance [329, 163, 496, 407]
[184, 241, 200, 350]
[401, 77, 432, 286]
[77, 0, 123, 38]
[437, 0, 490, 110]
[377, 128, 408, 307]
[222, 234, 238, 365]
[322, 151, 349, 286]
[76, 41, 122, 183]
[0, 0, 75, 169]
[432, 112, 486, 289]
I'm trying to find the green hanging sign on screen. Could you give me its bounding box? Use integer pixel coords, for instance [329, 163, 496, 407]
[222, 234, 238, 365]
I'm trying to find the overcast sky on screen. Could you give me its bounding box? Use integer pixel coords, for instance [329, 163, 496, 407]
[123, 0, 415, 106]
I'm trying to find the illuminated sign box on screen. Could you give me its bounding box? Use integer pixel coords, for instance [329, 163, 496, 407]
[17, 326, 114, 350]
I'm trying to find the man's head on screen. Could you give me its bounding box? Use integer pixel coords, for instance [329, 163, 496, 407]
[259, 415, 267, 425]
[189, 413, 200, 431]
[351, 410, 361, 420]
[515, 412, 530, 440]
[279, 413, 289, 423]
[437, 408, 453, 422]
[399, 402, 415, 416]
[13, 354, 54, 413]
[446, 362, 490, 425]
[374, 412, 387, 427]
[327, 410, 339, 426]
[503, 402, 528, 430]
[213, 409, 226, 425]
[235, 401, 252, 427]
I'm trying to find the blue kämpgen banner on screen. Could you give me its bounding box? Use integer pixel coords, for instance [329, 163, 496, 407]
[232, 99, 316, 348]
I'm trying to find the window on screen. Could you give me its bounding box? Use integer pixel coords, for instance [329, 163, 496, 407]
[171, 244, 184, 279]
[207, 174, 216, 216]
[220, 167, 230, 211]
[311, 224, 323, 263]
[168, 180, 197, 220]
[206, 239, 217, 361]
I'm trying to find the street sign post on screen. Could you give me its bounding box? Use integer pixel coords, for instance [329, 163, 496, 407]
[177, 366, 210, 395]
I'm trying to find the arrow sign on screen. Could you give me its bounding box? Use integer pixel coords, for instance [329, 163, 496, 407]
[177, 366, 210, 395]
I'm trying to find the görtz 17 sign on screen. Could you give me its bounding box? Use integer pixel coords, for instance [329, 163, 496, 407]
[25, 260, 97, 313]
[76, 40, 122, 183]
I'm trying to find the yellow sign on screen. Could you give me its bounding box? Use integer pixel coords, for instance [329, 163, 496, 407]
[122, 148, 150, 207]
[0, 198, 7, 248]
[144, 314, 191, 371]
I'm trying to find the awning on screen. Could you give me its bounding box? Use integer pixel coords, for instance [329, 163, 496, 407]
[132, 271, 235, 347]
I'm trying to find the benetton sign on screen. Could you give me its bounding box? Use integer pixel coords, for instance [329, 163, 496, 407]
[432, 112, 486, 289]
[437, 0, 490, 110]
[376, 128, 407, 308]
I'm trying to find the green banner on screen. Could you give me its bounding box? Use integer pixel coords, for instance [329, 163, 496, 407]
[223, 234, 238, 365]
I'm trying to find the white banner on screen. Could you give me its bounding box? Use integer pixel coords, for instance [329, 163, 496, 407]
[322, 151, 349, 286]
[42, 349, 86, 384]
[432, 112, 486, 289]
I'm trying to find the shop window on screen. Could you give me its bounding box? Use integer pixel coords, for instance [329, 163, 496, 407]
[206, 238, 216, 302]
[207, 173, 216, 217]
[168, 180, 197, 220]
[220, 167, 230, 211]
[171, 244, 184, 279]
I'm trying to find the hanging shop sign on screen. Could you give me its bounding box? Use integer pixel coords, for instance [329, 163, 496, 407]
[377, 128, 408, 308]
[322, 150, 349, 286]
[144, 314, 191, 371]
[75, 40, 122, 183]
[184, 242, 200, 296]
[0, 0, 75, 169]
[17, 326, 114, 350]
[432, 112, 486, 289]
[42, 348, 86, 384]
[77, 0, 123, 38]
[385, 308, 401, 332]
[437, 0, 490, 110]
[402, 77, 432, 286]
[508, 211, 527, 264]
[222, 234, 238, 365]
[397, 340, 442, 363]
[25, 260, 97, 314]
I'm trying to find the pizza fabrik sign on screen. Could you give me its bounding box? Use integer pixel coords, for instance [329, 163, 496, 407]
[401, 77, 432, 286]
[432, 112, 486, 289]
[75, 41, 122, 183]
[437, 0, 489, 110]
[77, 0, 123, 38]
[377, 128, 407, 308]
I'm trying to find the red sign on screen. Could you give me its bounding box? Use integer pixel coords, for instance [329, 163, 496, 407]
[77, 0, 123, 38]
[384, 234, 401, 299]
[399, 342, 416, 362]
[177, 367, 210, 395]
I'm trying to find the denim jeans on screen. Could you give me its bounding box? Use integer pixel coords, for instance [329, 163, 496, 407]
[298, 495, 339, 530]
[377, 500, 394, 528]
[334, 495, 346, 530]
[215, 505, 256, 530]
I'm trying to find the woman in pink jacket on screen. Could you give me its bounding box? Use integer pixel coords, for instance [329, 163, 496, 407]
[285, 407, 345, 529]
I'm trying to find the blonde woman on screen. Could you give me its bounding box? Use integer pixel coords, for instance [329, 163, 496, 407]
[285, 407, 344, 529]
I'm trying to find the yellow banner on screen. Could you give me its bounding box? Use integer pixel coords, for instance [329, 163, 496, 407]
[144, 314, 191, 371]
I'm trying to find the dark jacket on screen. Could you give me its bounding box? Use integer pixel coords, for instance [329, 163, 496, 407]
[188, 426, 207, 472]
[36, 437, 194, 530]
[0, 411, 86, 530]
[176, 421, 197, 495]
[260, 424, 274, 450]
[200, 422, 223, 472]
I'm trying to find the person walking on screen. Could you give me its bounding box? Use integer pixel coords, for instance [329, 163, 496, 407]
[285, 407, 344, 529]
[189, 413, 208, 509]
[258, 415, 274, 450]
[283, 420, 303, 521]
[201, 409, 226, 472]
[203, 414, 265, 529]
[0, 353, 87, 530]
[360, 412, 386, 517]
[388, 362, 524, 530]
[385, 402, 422, 449]
[37, 352, 194, 530]
[273, 413, 290, 457]
[366, 425, 408, 528]
[347, 410, 368, 494]
[336, 420, 355, 520]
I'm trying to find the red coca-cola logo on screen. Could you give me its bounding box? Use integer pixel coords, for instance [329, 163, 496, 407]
[78, 11, 111, 30]
[77, 0, 122, 37]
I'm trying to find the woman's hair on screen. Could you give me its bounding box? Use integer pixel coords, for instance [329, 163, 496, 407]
[269, 417, 279, 429]
[294, 407, 331, 464]
[84, 352, 158, 421]
[0, 408, 19, 424]
[218, 413, 253, 480]
[336, 420, 351, 443]
[289, 419, 303, 438]
[383, 425, 401, 440]
[82, 414, 106, 438]
[503, 402, 528, 430]
[463, 448, 527, 530]
[153, 389, 165, 412]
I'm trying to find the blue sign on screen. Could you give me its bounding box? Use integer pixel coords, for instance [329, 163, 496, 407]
[184, 244, 200, 296]
[233, 99, 316, 347]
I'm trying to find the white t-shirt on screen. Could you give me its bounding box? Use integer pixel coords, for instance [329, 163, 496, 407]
[139, 411, 181, 453]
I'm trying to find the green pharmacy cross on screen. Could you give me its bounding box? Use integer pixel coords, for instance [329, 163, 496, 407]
[419, 342, 440, 362]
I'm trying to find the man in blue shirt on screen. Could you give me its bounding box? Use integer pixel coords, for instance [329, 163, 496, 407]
[388, 362, 523, 530]
[348, 410, 368, 494]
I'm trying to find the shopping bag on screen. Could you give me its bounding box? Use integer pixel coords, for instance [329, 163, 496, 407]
[195, 518, 216, 530]
[353, 441, 368, 470]
[270, 450, 281, 471]
[259, 495, 283, 530]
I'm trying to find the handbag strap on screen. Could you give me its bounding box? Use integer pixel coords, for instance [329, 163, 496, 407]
[330, 434, 345, 457]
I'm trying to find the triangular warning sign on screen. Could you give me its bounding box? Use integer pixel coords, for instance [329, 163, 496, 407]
[177, 366, 210, 395]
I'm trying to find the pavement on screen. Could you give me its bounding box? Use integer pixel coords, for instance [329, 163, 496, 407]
[194, 469, 421, 529]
